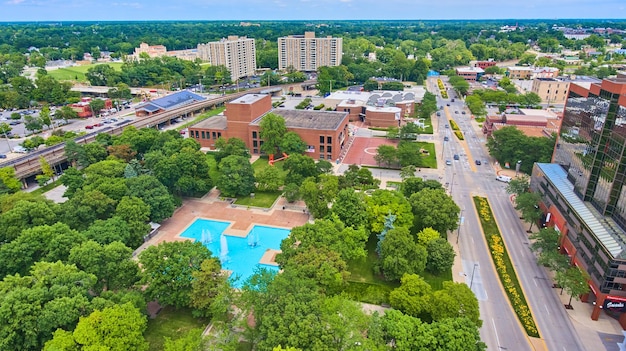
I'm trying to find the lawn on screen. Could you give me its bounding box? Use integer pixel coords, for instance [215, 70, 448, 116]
[205, 153, 220, 185]
[47, 62, 123, 83]
[233, 191, 282, 208]
[416, 142, 437, 169]
[178, 107, 225, 131]
[144, 307, 207, 351]
[251, 156, 287, 176]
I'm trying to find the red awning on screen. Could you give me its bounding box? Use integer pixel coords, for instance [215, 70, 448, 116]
[607, 295, 626, 303]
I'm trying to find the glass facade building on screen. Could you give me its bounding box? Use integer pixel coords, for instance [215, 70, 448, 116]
[531, 76, 626, 326]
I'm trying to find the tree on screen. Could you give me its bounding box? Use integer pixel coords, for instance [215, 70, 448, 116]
[401, 177, 443, 199]
[279, 217, 368, 262]
[69, 240, 139, 292]
[127, 175, 176, 223]
[163, 329, 206, 351]
[465, 95, 486, 116]
[60, 189, 117, 230]
[24, 114, 43, 133]
[205, 65, 232, 87]
[0, 122, 11, 137]
[409, 188, 460, 234]
[47, 303, 149, 351]
[365, 189, 414, 233]
[430, 281, 481, 327]
[0, 198, 59, 243]
[426, 237, 455, 274]
[217, 155, 256, 197]
[139, 241, 213, 309]
[397, 141, 425, 167]
[518, 53, 537, 66]
[282, 153, 318, 185]
[213, 137, 250, 163]
[299, 175, 338, 219]
[89, 99, 105, 117]
[317, 65, 354, 95]
[487, 126, 555, 174]
[416, 227, 440, 246]
[279, 131, 306, 155]
[449, 75, 470, 96]
[332, 188, 368, 229]
[59, 166, 84, 198]
[259, 113, 287, 156]
[280, 246, 349, 295]
[0, 167, 21, 194]
[255, 165, 284, 192]
[506, 175, 530, 197]
[374, 144, 397, 167]
[55, 105, 78, 121]
[558, 267, 590, 307]
[39, 105, 52, 129]
[379, 226, 427, 281]
[65, 140, 88, 168]
[515, 192, 543, 231]
[283, 183, 300, 203]
[0, 261, 96, 351]
[389, 273, 432, 318]
[190, 258, 228, 318]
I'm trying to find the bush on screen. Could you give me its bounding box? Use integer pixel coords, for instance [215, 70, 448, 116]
[313, 104, 325, 110]
[283, 183, 300, 202]
[454, 131, 464, 140]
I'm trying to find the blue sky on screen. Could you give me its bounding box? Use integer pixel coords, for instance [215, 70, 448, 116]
[1, 0, 624, 22]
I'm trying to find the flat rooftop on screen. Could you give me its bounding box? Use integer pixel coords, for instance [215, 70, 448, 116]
[519, 108, 558, 118]
[366, 106, 402, 113]
[190, 115, 227, 130]
[251, 109, 348, 131]
[230, 94, 268, 105]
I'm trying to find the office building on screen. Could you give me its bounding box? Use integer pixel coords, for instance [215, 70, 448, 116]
[531, 75, 626, 327]
[197, 36, 257, 81]
[278, 32, 342, 71]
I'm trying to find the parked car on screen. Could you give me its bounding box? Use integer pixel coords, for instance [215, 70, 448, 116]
[444, 136, 449, 141]
[93, 122, 104, 127]
[475, 160, 482, 165]
[445, 160, 452, 165]
[462, 111, 466, 115]
[453, 154, 460, 160]
[445, 124, 449, 128]
[455, 110, 459, 114]
[496, 175, 512, 183]
[85, 125, 94, 129]
[0, 154, 6, 159]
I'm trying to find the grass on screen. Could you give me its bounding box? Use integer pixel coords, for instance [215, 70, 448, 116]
[251, 156, 287, 177]
[47, 62, 123, 82]
[415, 142, 437, 169]
[31, 179, 62, 196]
[177, 107, 226, 131]
[205, 154, 220, 185]
[233, 191, 282, 208]
[144, 307, 207, 351]
[474, 196, 539, 338]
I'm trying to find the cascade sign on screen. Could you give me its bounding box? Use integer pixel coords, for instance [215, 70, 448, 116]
[604, 299, 626, 313]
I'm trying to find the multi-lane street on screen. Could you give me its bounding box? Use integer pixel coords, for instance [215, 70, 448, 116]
[431, 76, 587, 351]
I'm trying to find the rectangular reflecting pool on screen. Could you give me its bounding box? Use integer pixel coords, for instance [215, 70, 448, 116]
[180, 219, 290, 287]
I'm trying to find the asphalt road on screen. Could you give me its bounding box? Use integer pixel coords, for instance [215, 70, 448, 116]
[432, 76, 587, 351]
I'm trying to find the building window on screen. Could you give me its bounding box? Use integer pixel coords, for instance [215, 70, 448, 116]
[327, 154, 332, 160]
[253, 140, 258, 147]
[217, 132, 222, 138]
[212, 132, 217, 139]
[327, 136, 332, 144]
[253, 148, 258, 154]
[320, 145, 325, 152]
[320, 154, 325, 159]
[252, 131, 257, 139]
[195, 131, 199, 138]
[201, 131, 206, 139]
[326, 146, 332, 153]
[319, 136, 325, 143]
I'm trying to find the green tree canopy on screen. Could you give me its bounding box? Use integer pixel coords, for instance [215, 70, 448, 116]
[217, 155, 256, 197]
[409, 188, 460, 234]
[379, 226, 427, 281]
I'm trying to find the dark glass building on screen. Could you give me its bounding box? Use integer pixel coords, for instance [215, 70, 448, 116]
[531, 75, 626, 327]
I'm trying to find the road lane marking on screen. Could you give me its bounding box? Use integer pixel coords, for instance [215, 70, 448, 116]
[534, 279, 538, 287]
[544, 304, 550, 315]
[520, 248, 525, 257]
[491, 318, 501, 348]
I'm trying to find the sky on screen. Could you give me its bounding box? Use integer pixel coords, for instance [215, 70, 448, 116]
[1, 0, 625, 22]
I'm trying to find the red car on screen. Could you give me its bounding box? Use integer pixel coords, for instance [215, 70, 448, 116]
[85, 125, 94, 129]
[93, 123, 104, 127]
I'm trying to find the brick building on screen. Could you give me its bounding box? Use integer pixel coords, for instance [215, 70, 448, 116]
[455, 67, 484, 82]
[482, 109, 561, 138]
[71, 97, 112, 118]
[189, 94, 349, 161]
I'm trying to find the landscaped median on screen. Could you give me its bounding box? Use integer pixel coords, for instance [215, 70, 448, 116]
[473, 196, 540, 338]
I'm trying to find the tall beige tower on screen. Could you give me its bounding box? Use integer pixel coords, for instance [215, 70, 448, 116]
[197, 36, 257, 81]
[278, 32, 343, 72]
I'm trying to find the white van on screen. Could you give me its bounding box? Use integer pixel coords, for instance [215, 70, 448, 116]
[496, 175, 512, 183]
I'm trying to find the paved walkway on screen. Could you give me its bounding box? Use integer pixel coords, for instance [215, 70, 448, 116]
[135, 191, 310, 258]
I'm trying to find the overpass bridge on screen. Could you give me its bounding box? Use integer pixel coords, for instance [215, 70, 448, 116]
[1, 81, 316, 182]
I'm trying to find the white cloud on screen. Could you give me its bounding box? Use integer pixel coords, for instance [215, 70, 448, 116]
[6, 0, 25, 4]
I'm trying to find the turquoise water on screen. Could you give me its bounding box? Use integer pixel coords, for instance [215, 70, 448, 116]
[180, 219, 290, 287]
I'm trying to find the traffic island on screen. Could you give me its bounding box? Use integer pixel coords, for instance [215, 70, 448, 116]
[473, 196, 540, 338]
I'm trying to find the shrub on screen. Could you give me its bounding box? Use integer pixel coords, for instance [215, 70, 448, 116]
[449, 120, 460, 131]
[454, 131, 464, 140]
[313, 104, 325, 110]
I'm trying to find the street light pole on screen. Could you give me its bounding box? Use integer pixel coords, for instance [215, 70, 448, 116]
[470, 263, 479, 289]
[456, 208, 464, 244]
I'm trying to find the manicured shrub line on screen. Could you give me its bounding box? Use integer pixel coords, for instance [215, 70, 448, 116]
[473, 196, 540, 338]
[454, 131, 464, 140]
[449, 120, 460, 131]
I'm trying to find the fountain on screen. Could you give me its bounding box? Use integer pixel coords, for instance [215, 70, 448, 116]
[201, 229, 213, 245]
[248, 229, 260, 247]
[219, 234, 229, 263]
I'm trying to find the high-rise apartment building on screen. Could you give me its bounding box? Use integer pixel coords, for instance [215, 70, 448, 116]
[531, 74, 626, 327]
[278, 32, 342, 72]
[197, 36, 257, 81]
